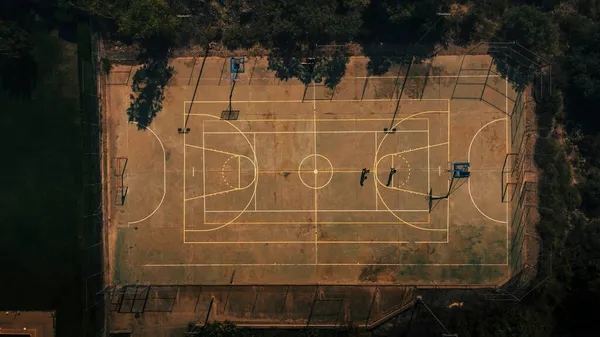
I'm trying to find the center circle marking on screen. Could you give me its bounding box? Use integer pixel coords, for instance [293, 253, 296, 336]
[298, 154, 334, 189]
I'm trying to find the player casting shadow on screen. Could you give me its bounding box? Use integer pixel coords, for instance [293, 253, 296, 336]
[127, 40, 174, 130]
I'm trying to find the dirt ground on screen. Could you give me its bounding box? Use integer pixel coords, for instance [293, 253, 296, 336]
[104, 55, 516, 286]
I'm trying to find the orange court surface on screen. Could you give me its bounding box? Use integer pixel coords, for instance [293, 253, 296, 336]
[104, 55, 518, 286]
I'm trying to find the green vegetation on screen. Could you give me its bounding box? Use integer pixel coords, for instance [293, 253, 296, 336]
[3, 0, 600, 336]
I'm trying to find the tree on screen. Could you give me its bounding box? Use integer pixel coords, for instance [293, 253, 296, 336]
[118, 0, 179, 40]
[323, 49, 349, 90]
[0, 20, 37, 99]
[493, 5, 559, 90]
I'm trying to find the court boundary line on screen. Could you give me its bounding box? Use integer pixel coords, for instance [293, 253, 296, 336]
[144, 263, 509, 267]
[198, 116, 441, 227]
[188, 74, 506, 81]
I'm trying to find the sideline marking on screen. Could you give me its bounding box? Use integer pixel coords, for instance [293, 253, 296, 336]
[145, 262, 508, 267]
[184, 104, 187, 242]
[505, 79, 510, 264]
[128, 124, 166, 225]
[186, 98, 449, 104]
[313, 80, 318, 264]
[427, 118, 430, 195]
[204, 209, 428, 213]
[254, 133, 257, 211]
[374, 132, 378, 210]
[467, 118, 507, 224]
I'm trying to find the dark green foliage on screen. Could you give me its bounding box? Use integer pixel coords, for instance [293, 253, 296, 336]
[494, 5, 559, 90]
[577, 170, 600, 218]
[562, 16, 600, 133]
[536, 91, 563, 135]
[267, 49, 350, 88]
[0, 21, 37, 98]
[118, 0, 180, 40]
[324, 50, 349, 89]
[101, 57, 112, 75]
[127, 56, 173, 129]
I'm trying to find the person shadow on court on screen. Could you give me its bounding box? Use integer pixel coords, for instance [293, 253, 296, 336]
[360, 168, 370, 186]
[386, 167, 397, 186]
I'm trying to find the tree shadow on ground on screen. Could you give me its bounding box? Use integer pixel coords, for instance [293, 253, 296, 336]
[126, 41, 173, 129]
[267, 48, 350, 89]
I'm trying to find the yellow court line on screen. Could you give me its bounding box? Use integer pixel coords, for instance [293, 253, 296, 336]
[427, 118, 430, 197]
[204, 209, 428, 213]
[180, 240, 431, 244]
[505, 78, 510, 263]
[395, 142, 448, 156]
[185, 98, 450, 104]
[379, 185, 430, 197]
[313, 81, 318, 264]
[203, 130, 428, 134]
[202, 122, 206, 226]
[186, 188, 241, 201]
[183, 102, 187, 242]
[145, 262, 508, 267]
[447, 99, 450, 242]
[128, 125, 167, 225]
[258, 169, 365, 174]
[188, 114, 261, 233]
[375, 142, 449, 168]
[199, 221, 432, 225]
[238, 155, 241, 188]
[190, 74, 503, 80]
[202, 117, 432, 122]
[373, 109, 451, 230]
[374, 132, 378, 211]
[185, 143, 250, 160]
[254, 133, 257, 211]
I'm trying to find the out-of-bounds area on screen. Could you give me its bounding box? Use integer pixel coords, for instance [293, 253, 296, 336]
[104, 55, 517, 286]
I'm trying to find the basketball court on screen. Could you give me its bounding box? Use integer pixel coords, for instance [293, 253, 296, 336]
[104, 55, 517, 286]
